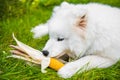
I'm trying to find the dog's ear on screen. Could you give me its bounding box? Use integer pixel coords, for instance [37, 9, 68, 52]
[76, 14, 87, 29]
[61, 2, 69, 7]
[74, 14, 87, 39]
[53, 2, 70, 12]
[53, 6, 60, 12]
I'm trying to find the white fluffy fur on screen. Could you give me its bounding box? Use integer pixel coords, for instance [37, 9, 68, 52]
[31, 2, 120, 78]
[31, 24, 48, 38]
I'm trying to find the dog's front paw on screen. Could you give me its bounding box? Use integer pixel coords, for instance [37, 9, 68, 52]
[58, 62, 78, 78]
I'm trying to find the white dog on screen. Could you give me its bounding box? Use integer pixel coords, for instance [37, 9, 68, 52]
[31, 2, 120, 78]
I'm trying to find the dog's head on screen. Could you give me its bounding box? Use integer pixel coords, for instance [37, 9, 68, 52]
[42, 2, 88, 57]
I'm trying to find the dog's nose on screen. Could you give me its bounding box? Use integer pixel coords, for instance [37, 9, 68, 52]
[42, 50, 49, 56]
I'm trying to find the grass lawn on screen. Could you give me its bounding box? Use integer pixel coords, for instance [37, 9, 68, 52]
[0, 0, 120, 80]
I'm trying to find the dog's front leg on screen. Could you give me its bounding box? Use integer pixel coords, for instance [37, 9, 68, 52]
[58, 55, 116, 78]
[31, 23, 48, 38]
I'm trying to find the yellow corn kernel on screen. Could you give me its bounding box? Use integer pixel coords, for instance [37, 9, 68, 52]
[49, 58, 64, 71]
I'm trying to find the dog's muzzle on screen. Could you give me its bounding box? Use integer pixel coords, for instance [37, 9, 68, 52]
[54, 50, 76, 64]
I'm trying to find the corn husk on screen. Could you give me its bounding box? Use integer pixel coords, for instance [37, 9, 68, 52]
[8, 33, 50, 73]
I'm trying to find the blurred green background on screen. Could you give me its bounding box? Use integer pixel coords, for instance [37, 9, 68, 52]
[0, 0, 120, 20]
[0, 0, 120, 80]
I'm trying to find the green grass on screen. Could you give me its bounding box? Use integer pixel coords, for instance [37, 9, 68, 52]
[0, 0, 120, 80]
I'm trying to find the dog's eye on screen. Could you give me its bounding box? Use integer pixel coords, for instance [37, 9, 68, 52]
[57, 38, 64, 41]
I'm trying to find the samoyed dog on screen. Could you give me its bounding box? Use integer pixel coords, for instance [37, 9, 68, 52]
[31, 2, 120, 78]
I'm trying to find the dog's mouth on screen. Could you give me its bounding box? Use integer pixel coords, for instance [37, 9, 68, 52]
[54, 52, 69, 64]
[53, 50, 76, 64]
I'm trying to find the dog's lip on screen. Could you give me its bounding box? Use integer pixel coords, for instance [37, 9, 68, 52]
[53, 51, 69, 63]
[54, 52, 67, 58]
[53, 49, 72, 58]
